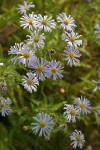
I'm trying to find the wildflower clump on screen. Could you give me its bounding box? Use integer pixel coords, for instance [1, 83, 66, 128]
[7, 0, 85, 148]
[0, 0, 100, 149]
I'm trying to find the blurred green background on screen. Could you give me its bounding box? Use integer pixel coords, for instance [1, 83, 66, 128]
[0, 0, 100, 150]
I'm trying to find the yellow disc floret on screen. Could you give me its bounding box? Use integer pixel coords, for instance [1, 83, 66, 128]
[37, 66, 43, 72]
[34, 36, 39, 43]
[42, 19, 47, 25]
[51, 67, 57, 74]
[27, 79, 33, 85]
[17, 52, 23, 57]
[39, 121, 46, 128]
[80, 103, 86, 108]
[76, 135, 82, 142]
[29, 19, 33, 25]
[70, 109, 76, 116]
[70, 37, 75, 43]
[69, 52, 75, 58]
[64, 19, 69, 25]
[24, 53, 30, 59]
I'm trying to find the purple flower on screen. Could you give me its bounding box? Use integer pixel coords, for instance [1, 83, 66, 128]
[70, 130, 85, 149]
[45, 60, 64, 80]
[64, 45, 81, 67]
[28, 57, 48, 81]
[75, 96, 92, 115]
[0, 97, 12, 117]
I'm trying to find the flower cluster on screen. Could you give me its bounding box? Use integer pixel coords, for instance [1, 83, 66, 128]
[64, 96, 92, 123]
[8, 1, 83, 93]
[56, 13, 82, 67]
[63, 96, 92, 149]
[6, 1, 98, 149]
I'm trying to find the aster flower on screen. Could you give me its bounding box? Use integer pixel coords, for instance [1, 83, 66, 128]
[18, 44, 36, 66]
[64, 45, 81, 67]
[63, 104, 79, 122]
[45, 60, 64, 80]
[0, 97, 12, 117]
[56, 13, 76, 31]
[75, 96, 92, 115]
[70, 130, 85, 149]
[27, 30, 45, 49]
[62, 31, 82, 47]
[34, 14, 56, 32]
[20, 12, 37, 30]
[17, 1, 35, 14]
[28, 57, 48, 81]
[31, 112, 54, 137]
[8, 43, 25, 64]
[92, 80, 100, 92]
[94, 24, 100, 39]
[22, 72, 39, 93]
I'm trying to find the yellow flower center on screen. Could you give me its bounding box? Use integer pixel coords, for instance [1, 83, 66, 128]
[42, 19, 47, 25]
[17, 52, 23, 57]
[70, 37, 75, 43]
[70, 109, 76, 116]
[34, 36, 39, 43]
[27, 79, 33, 85]
[69, 52, 75, 58]
[51, 67, 57, 74]
[39, 121, 46, 128]
[76, 135, 81, 142]
[37, 66, 43, 72]
[24, 53, 30, 59]
[64, 19, 69, 25]
[80, 103, 86, 108]
[28, 19, 33, 25]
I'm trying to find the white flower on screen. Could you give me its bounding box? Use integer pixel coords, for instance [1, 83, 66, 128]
[27, 30, 45, 49]
[64, 45, 81, 67]
[9, 43, 36, 66]
[32, 112, 54, 137]
[62, 31, 82, 47]
[63, 104, 79, 122]
[75, 96, 92, 115]
[28, 57, 48, 81]
[18, 44, 36, 66]
[34, 14, 56, 32]
[45, 60, 64, 80]
[94, 24, 100, 39]
[92, 80, 100, 92]
[20, 12, 37, 30]
[8, 43, 24, 64]
[22, 72, 39, 93]
[17, 1, 35, 14]
[70, 130, 85, 149]
[0, 97, 12, 117]
[0, 63, 4, 66]
[57, 13, 76, 31]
